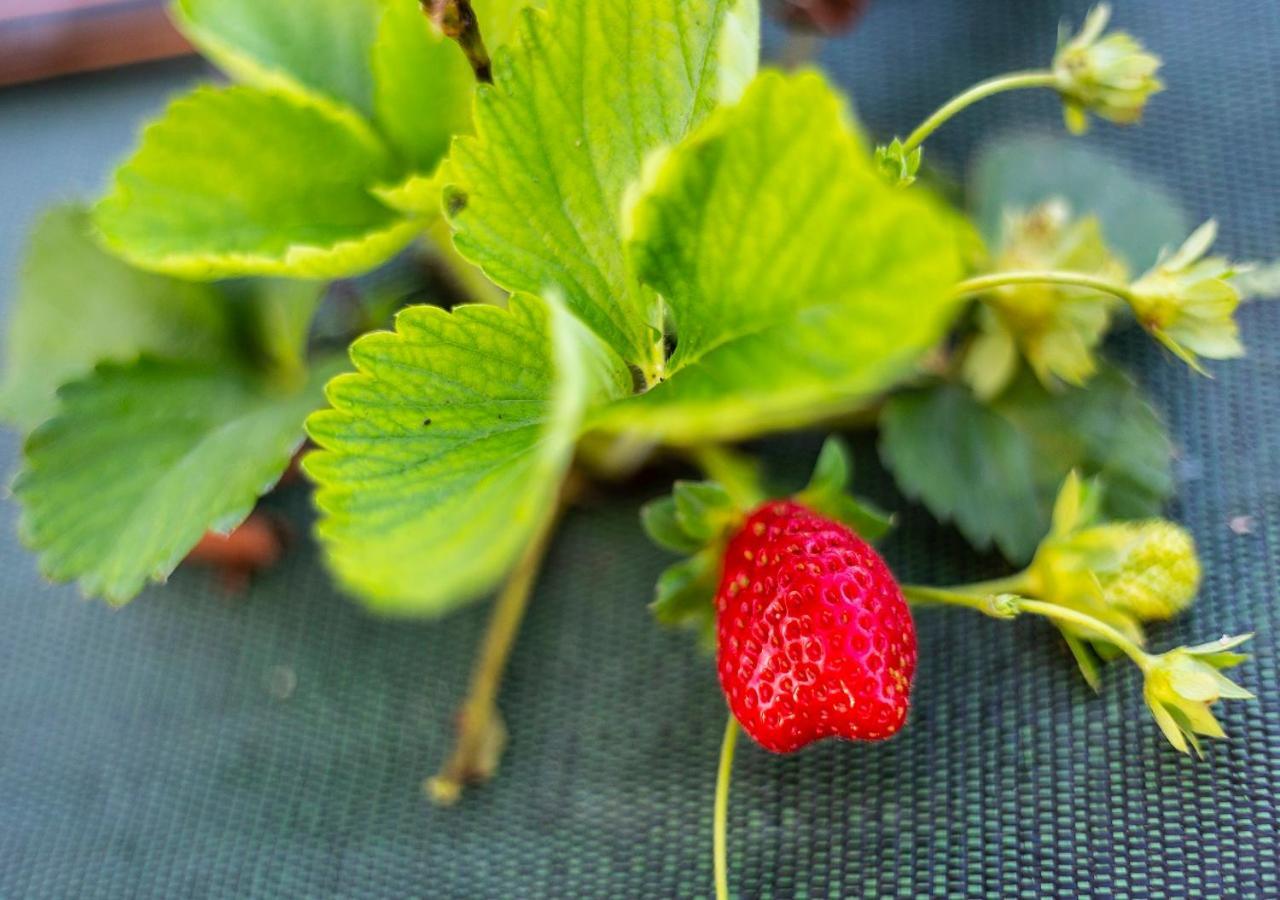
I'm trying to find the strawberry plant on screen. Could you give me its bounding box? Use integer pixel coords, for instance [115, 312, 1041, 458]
[0, 1, 1271, 896]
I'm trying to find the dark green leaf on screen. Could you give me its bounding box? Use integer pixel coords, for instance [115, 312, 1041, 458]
[969, 133, 1188, 272]
[880, 382, 1045, 560]
[14, 356, 341, 604]
[0, 205, 234, 433]
[880, 365, 1173, 562]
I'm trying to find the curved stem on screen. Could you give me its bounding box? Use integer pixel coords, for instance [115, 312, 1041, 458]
[901, 70, 1058, 153]
[1016, 599, 1153, 670]
[904, 583, 1153, 671]
[953, 270, 1137, 305]
[714, 715, 739, 900]
[423, 0, 492, 83]
[425, 481, 573, 805]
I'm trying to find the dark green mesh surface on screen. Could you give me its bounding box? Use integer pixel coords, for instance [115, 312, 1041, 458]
[2, 2, 1279, 896]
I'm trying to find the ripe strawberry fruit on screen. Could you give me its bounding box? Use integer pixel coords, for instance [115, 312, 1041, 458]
[716, 500, 916, 752]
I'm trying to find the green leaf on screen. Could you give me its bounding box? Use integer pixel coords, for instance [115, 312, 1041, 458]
[172, 0, 381, 118]
[13, 356, 341, 604]
[880, 382, 1044, 560]
[304, 294, 631, 615]
[372, 0, 474, 173]
[969, 133, 1188, 272]
[596, 71, 970, 441]
[95, 86, 417, 280]
[641, 496, 704, 555]
[0, 205, 235, 433]
[880, 365, 1173, 562]
[445, 0, 759, 371]
[998, 367, 1173, 522]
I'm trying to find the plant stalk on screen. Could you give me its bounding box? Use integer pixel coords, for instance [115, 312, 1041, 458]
[901, 70, 1059, 154]
[903, 584, 1153, 670]
[689, 445, 767, 509]
[714, 715, 740, 900]
[953, 270, 1138, 305]
[422, 0, 493, 83]
[425, 481, 573, 804]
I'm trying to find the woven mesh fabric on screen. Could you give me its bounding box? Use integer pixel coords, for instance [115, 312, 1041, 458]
[2, 2, 1278, 896]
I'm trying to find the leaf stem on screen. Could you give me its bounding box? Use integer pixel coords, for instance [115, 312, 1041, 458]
[953, 270, 1138, 305]
[422, 0, 493, 83]
[900, 70, 1058, 154]
[714, 715, 739, 900]
[425, 479, 573, 804]
[779, 31, 821, 70]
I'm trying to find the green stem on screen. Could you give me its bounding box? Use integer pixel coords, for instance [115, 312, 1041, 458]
[714, 715, 739, 900]
[425, 481, 572, 805]
[689, 445, 767, 509]
[902, 584, 1011, 616]
[1016, 599, 1153, 670]
[780, 30, 821, 70]
[953, 270, 1137, 305]
[901, 70, 1058, 154]
[903, 583, 1154, 671]
[422, 0, 492, 83]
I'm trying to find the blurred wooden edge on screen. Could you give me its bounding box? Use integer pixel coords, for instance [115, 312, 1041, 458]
[0, 0, 194, 88]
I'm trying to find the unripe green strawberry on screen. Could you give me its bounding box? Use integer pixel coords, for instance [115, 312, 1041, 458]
[1093, 520, 1200, 620]
[715, 501, 916, 753]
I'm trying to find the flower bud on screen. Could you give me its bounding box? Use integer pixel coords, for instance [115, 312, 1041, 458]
[1143, 634, 1254, 756]
[1052, 4, 1163, 134]
[1130, 221, 1245, 371]
[963, 200, 1126, 398]
[1091, 521, 1200, 621]
[874, 138, 922, 187]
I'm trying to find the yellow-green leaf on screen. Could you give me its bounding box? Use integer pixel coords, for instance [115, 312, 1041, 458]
[597, 70, 970, 441]
[0, 205, 234, 433]
[172, 0, 382, 118]
[445, 0, 759, 371]
[95, 86, 417, 280]
[14, 357, 342, 604]
[304, 294, 631, 615]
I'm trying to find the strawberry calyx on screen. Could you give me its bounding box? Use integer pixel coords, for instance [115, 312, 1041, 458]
[641, 437, 893, 646]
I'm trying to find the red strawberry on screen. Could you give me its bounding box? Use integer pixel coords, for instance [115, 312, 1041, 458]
[715, 500, 916, 752]
[774, 0, 871, 34]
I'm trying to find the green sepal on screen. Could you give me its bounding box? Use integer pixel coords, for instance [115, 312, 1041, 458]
[640, 496, 704, 555]
[1060, 630, 1104, 692]
[651, 549, 719, 651]
[672, 480, 737, 543]
[875, 138, 923, 187]
[795, 437, 894, 541]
